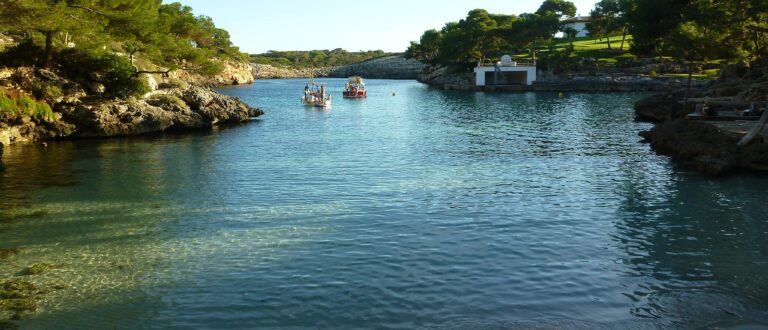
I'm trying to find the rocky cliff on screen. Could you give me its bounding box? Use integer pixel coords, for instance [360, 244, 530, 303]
[328, 56, 426, 79]
[175, 60, 255, 87]
[251, 64, 332, 79]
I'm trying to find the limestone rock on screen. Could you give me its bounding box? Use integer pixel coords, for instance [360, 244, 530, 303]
[64, 101, 175, 137]
[141, 74, 158, 91]
[88, 82, 105, 94]
[60, 87, 262, 137]
[174, 60, 255, 87]
[251, 64, 331, 80]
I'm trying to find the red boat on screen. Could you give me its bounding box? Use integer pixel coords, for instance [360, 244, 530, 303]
[343, 76, 367, 98]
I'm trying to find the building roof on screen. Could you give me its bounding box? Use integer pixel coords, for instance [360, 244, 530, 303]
[562, 16, 590, 23]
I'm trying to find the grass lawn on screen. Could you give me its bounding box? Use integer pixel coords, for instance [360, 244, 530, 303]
[512, 35, 636, 64]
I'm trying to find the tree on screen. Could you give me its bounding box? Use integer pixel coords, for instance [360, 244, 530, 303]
[536, 0, 577, 18]
[587, 0, 624, 50]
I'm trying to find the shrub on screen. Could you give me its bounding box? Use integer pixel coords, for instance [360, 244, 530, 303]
[149, 94, 187, 109]
[0, 89, 56, 121]
[58, 49, 150, 98]
[164, 77, 188, 89]
[31, 81, 63, 103]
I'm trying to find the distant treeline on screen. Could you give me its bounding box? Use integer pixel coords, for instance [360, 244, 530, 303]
[251, 49, 397, 68]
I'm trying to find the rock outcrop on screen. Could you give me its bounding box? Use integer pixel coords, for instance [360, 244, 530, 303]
[643, 119, 768, 175]
[1, 66, 262, 143]
[328, 56, 426, 79]
[60, 86, 262, 137]
[174, 60, 255, 87]
[636, 56, 768, 175]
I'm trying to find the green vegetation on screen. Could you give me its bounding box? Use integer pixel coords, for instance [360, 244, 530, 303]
[0, 1, 246, 77]
[406, 0, 577, 69]
[407, 0, 768, 72]
[251, 49, 395, 69]
[149, 94, 187, 109]
[0, 89, 56, 122]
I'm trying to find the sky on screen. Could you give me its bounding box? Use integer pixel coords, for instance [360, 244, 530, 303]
[169, 0, 599, 54]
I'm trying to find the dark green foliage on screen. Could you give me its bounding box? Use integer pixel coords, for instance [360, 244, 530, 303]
[626, 0, 768, 61]
[406, 1, 575, 68]
[58, 49, 149, 98]
[31, 82, 62, 103]
[251, 49, 392, 69]
[0, 40, 44, 67]
[0, 1, 248, 76]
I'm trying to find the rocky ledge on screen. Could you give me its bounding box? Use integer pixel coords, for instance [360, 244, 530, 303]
[636, 56, 768, 175]
[59, 86, 262, 137]
[0, 66, 262, 146]
[641, 119, 768, 175]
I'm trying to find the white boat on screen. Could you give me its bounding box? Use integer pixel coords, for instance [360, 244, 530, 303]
[343, 76, 367, 98]
[301, 79, 332, 108]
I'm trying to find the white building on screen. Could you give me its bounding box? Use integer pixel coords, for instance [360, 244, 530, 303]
[474, 55, 537, 86]
[556, 16, 590, 38]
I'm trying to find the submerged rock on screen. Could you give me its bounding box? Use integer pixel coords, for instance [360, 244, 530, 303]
[0, 249, 18, 259]
[19, 263, 57, 276]
[0, 280, 36, 299]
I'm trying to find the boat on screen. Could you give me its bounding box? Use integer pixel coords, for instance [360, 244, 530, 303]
[343, 76, 367, 98]
[301, 79, 332, 108]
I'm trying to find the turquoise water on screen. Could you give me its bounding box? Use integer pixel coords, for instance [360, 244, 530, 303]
[1, 79, 767, 328]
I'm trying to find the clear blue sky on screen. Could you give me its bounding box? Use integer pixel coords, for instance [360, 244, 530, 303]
[168, 0, 599, 54]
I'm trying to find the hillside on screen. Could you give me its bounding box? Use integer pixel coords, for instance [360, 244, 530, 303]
[250, 49, 395, 69]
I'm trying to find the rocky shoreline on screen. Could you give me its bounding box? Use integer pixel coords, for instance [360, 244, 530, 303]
[0, 64, 262, 169]
[635, 57, 768, 175]
[418, 65, 710, 92]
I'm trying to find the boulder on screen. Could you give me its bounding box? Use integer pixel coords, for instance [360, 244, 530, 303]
[141, 74, 158, 91]
[64, 101, 175, 137]
[88, 82, 105, 94]
[180, 86, 263, 124]
[0, 142, 3, 171]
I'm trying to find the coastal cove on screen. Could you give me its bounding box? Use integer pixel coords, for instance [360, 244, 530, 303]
[2, 79, 768, 327]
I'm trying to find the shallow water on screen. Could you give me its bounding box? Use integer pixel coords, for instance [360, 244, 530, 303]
[1, 79, 767, 329]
